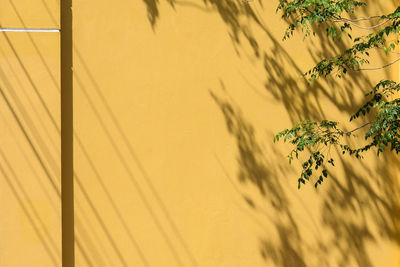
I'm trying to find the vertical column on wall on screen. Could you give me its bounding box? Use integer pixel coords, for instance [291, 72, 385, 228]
[61, 0, 74, 266]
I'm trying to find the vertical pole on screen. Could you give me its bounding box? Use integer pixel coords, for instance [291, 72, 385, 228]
[61, 0, 74, 266]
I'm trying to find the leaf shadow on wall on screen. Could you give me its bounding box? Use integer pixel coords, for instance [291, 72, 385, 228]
[142, 0, 263, 57]
[212, 29, 400, 267]
[216, 22, 400, 267]
[257, 10, 400, 267]
[142, 0, 400, 266]
[211, 91, 308, 267]
[211, 81, 400, 267]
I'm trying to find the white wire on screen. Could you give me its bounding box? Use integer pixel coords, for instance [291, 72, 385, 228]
[0, 28, 59, 32]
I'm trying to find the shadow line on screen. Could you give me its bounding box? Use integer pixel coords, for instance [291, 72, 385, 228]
[0, 160, 59, 267]
[75, 73, 185, 267]
[75, 48, 199, 267]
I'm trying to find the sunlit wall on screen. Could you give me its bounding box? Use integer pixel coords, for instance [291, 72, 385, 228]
[0, 0, 399, 266]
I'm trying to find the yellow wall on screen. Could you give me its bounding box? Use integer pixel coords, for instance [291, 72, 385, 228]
[0, 1, 60, 266]
[1, 0, 400, 266]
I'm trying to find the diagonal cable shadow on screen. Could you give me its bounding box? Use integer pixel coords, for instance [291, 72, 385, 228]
[74, 73, 186, 267]
[0, 84, 59, 195]
[0, 86, 60, 265]
[20, 1, 177, 264]
[0, 148, 60, 257]
[44, 1, 198, 265]
[0, 160, 60, 267]
[0, 31, 61, 178]
[0, 43, 59, 154]
[0, 55, 96, 266]
[4, 2, 151, 265]
[0, 42, 108, 267]
[74, 48, 200, 267]
[74, 133, 151, 267]
[8, 0, 60, 92]
[0, 5, 127, 266]
[0, 66, 59, 215]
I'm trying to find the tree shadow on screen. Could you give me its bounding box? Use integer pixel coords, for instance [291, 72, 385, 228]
[211, 81, 400, 266]
[211, 91, 308, 267]
[209, 12, 400, 267]
[141, 0, 400, 266]
[319, 151, 400, 267]
[257, 7, 400, 266]
[142, 0, 263, 57]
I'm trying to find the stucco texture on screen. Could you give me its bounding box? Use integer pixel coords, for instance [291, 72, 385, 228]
[1, 0, 400, 266]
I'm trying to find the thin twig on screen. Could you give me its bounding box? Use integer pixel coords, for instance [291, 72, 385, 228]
[332, 18, 390, 30]
[338, 15, 381, 22]
[344, 121, 375, 135]
[355, 56, 400, 71]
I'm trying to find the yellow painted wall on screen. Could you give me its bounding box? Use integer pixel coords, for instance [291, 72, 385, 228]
[1, 0, 400, 266]
[72, 0, 400, 266]
[0, 1, 60, 266]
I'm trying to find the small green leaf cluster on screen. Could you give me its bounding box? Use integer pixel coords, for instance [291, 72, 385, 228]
[297, 152, 332, 189]
[277, 0, 365, 40]
[306, 23, 400, 80]
[326, 24, 351, 41]
[350, 80, 400, 155]
[274, 120, 342, 188]
[275, 79, 400, 188]
[277, 2, 400, 81]
[350, 80, 399, 121]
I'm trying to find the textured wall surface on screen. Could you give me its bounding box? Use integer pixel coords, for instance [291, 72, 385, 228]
[0, 1, 60, 266]
[1, 0, 400, 266]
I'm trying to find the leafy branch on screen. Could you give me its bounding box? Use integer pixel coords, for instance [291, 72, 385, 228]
[274, 79, 400, 188]
[275, 1, 400, 188]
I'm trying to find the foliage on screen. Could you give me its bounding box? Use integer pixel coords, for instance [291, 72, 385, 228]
[274, 0, 400, 188]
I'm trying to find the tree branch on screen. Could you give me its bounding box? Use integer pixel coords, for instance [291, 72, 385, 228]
[332, 18, 390, 30]
[344, 121, 375, 135]
[354, 56, 400, 71]
[338, 15, 381, 22]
